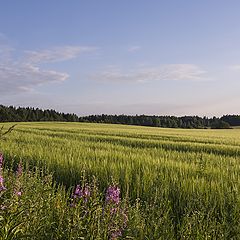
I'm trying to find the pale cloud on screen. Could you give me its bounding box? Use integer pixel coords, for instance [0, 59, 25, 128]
[92, 64, 209, 83]
[0, 45, 96, 94]
[24, 46, 97, 63]
[229, 65, 240, 71]
[0, 62, 68, 94]
[128, 45, 141, 52]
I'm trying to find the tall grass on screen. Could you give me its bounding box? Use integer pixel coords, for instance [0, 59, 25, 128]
[1, 122, 240, 239]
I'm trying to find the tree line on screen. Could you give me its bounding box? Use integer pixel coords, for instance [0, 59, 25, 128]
[0, 105, 239, 129]
[0, 105, 79, 122]
[80, 114, 232, 129]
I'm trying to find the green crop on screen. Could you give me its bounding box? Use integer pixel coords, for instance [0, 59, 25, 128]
[1, 122, 240, 239]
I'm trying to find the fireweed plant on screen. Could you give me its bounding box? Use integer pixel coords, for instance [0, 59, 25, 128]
[0, 152, 136, 239]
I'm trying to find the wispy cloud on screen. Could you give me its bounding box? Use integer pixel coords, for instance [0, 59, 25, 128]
[0, 44, 96, 94]
[24, 46, 97, 63]
[92, 64, 209, 83]
[0, 62, 68, 94]
[229, 65, 240, 71]
[128, 45, 141, 52]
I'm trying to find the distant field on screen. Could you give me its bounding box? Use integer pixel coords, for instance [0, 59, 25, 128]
[1, 122, 240, 238]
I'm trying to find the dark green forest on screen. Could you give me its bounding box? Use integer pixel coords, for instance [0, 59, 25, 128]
[0, 104, 239, 129]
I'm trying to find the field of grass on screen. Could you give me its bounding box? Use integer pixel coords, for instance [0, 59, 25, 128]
[1, 122, 240, 239]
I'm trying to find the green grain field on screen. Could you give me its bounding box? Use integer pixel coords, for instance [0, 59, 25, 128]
[1, 122, 240, 239]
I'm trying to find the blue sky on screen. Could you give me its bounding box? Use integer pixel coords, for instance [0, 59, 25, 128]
[0, 1, 240, 116]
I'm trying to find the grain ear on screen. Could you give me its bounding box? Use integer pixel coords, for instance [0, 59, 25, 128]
[0, 124, 17, 138]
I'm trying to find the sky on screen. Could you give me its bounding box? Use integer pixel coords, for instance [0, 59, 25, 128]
[0, 0, 240, 117]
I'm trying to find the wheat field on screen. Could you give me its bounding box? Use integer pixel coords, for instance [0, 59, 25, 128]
[1, 122, 240, 239]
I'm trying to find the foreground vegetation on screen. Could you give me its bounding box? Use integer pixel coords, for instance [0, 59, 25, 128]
[0, 164, 132, 239]
[1, 122, 240, 239]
